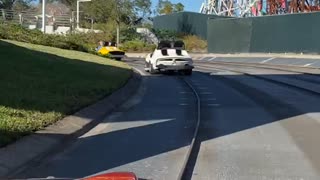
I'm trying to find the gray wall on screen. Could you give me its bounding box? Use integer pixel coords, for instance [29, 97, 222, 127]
[154, 12, 228, 40]
[207, 12, 320, 54]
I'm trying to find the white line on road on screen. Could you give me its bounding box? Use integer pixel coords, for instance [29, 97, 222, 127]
[197, 87, 208, 90]
[199, 57, 208, 61]
[194, 57, 200, 60]
[200, 92, 213, 95]
[260, 57, 276, 63]
[132, 67, 147, 76]
[207, 103, 220, 106]
[180, 91, 192, 94]
[303, 63, 314, 67]
[207, 57, 217, 61]
[202, 98, 216, 101]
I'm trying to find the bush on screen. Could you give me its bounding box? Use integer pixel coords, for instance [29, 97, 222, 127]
[120, 40, 156, 52]
[151, 28, 207, 52]
[0, 23, 109, 53]
[182, 35, 207, 52]
[0, 23, 158, 54]
[120, 27, 144, 42]
[0, 23, 207, 53]
[152, 29, 179, 41]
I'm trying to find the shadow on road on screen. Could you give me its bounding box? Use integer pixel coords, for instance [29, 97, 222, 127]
[4, 56, 320, 179]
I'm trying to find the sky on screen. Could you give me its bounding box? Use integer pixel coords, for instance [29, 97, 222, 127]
[151, 0, 202, 13]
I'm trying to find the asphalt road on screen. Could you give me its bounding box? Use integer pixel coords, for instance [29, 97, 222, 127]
[15, 58, 320, 180]
[17, 62, 197, 179]
[189, 71, 320, 180]
[195, 56, 320, 68]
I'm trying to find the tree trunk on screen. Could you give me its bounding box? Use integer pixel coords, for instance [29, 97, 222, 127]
[116, 22, 120, 46]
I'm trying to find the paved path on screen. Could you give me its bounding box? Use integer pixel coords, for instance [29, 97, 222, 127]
[13, 57, 320, 180]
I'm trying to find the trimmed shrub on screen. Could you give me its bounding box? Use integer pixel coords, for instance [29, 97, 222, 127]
[120, 40, 156, 52]
[0, 23, 157, 54]
[0, 24, 91, 51]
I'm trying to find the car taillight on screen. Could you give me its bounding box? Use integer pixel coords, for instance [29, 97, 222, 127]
[83, 172, 137, 180]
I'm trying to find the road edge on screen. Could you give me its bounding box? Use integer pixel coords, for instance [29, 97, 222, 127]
[0, 68, 142, 178]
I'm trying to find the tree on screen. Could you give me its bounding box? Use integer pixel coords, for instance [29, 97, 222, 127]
[134, 0, 151, 18]
[1, 0, 17, 9]
[12, 0, 32, 11]
[160, 1, 173, 15]
[40, 0, 74, 7]
[156, 0, 184, 15]
[84, 0, 137, 44]
[174, 2, 184, 12]
[0, 0, 33, 10]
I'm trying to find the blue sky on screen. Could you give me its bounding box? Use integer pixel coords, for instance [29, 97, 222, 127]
[151, 0, 202, 12]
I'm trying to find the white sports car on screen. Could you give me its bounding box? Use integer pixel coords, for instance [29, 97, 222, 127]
[144, 40, 194, 75]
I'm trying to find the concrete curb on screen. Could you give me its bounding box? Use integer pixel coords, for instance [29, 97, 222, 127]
[125, 53, 148, 58]
[190, 53, 320, 59]
[0, 69, 142, 178]
[125, 52, 320, 60]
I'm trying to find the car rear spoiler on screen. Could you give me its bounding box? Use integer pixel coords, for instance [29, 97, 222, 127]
[157, 40, 185, 56]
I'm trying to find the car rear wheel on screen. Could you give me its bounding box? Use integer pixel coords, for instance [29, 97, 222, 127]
[150, 63, 157, 74]
[144, 61, 150, 72]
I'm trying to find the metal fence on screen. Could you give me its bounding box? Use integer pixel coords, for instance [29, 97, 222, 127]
[0, 9, 72, 33]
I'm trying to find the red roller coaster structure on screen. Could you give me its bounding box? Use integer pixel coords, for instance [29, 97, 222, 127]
[200, 0, 320, 17]
[268, 0, 320, 15]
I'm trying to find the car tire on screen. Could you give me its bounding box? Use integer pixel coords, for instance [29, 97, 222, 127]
[150, 63, 157, 74]
[144, 61, 150, 72]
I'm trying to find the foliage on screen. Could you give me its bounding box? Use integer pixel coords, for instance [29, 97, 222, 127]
[0, 0, 33, 9]
[150, 28, 207, 52]
[46, 0, 74, 7]
[152, 28, 179, 41]
[174, 3, 184, 12]
[119, 40, 156, 52]
[119, 27, 143, 42]
[159, 1, 173, 15]
[0, 23, 104, 52]
[0, 39, 131, 147]
[156, 0, 185, 15]
[0, 0, 16, 9]
[0, 23, 157, 53]
[134, 0, 152, 18]
[82, 0, 151, 25]
[13, 0, 32, 11]
[182, 35, 207, 52]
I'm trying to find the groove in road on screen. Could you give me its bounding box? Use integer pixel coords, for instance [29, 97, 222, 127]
[196, 64, 320, 97]
[177, 78, 201, 180]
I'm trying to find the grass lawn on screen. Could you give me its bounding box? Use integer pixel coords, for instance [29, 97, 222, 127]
[0, 40, 132, 147]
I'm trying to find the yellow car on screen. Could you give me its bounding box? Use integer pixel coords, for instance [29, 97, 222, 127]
[96, 41, 126, 60]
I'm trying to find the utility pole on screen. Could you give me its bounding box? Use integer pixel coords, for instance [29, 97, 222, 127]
[42, 0, 46, 33]
[116, 21, 120, 46]
[116, 0, 121, 46]
[77, 0, 80, 29]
